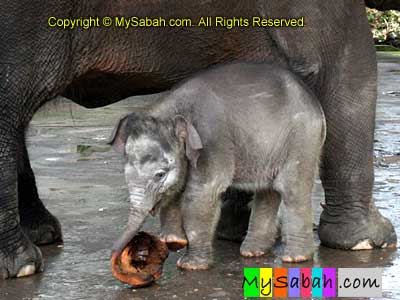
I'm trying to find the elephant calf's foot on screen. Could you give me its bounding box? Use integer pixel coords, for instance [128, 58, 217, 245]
[240, 239, 274, 258]
[319, 204, 397, 250]
[282, 247, 314, 263]
[282, 254, 311, 263]
[240, 248, 266, 258]
[176, 252, 212, 270]
[21, 212, 63, 246]
[280, 235, 315, 263]
[160, 233, 188, 251]
[0, 235, 43, 279]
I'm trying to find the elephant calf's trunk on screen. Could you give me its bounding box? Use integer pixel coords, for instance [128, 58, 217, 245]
[112, 207, 150, 254]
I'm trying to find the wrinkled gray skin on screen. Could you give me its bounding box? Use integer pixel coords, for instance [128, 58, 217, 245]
[1, 0, 398, 279]
[110, 63, 326, 269]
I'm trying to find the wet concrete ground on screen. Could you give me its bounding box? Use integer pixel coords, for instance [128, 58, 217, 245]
[0, 53, 399, 300]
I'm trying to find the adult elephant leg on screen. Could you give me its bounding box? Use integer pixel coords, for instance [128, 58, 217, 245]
[0, 122, 42, 279]
[216, 188, 252, 242]
[18, 133, 62, 246]
[257, 0, 396, 250]
[318, 44, 396, 250]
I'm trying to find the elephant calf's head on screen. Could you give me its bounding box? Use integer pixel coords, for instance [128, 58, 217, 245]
[109, 111, 202, 253]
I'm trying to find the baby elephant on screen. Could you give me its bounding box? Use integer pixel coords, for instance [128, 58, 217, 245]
[110, 63, 325, 270]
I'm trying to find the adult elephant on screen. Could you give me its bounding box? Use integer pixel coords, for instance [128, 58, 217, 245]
[366, 0, 400, 10]
[0, 0, 397, 278]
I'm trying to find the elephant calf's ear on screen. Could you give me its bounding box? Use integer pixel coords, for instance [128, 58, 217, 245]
[175, 115, 203, 169]
[108, 115, 130, 154]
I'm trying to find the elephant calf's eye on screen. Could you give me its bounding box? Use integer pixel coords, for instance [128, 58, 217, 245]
[154, 170, 166, 181]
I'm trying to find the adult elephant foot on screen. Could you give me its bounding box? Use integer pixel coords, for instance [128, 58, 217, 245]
[21, 209, 62, 246]
[0, 230, 43, 279]
[319, 201, 397, 250]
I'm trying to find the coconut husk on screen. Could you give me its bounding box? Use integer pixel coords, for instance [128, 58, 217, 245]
[111, 231, 169, 288]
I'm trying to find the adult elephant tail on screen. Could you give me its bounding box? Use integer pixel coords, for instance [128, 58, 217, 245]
[365, 0, 400, 10]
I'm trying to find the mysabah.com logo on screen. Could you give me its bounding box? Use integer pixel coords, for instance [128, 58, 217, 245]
[242, 268, 382, 298]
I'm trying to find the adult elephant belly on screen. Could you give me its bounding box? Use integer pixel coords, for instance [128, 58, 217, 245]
[62, 19, 281, 107]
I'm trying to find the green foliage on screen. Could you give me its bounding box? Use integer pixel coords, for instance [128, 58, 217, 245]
[367, 8, 400, 43]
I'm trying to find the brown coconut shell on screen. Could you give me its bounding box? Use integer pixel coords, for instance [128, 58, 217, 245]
[111, 231, 169, 288]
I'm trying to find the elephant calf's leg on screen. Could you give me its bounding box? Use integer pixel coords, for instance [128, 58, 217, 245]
[177, 181, 224, 270]
[240, 190, 280, 257]
[0, 126, 42, 279]
[159, 198, 187, 251]
[276, 161, 315, 263]
[18, 136, 62, 246]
